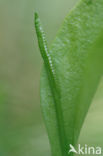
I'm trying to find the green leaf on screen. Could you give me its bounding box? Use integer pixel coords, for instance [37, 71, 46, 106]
[35, 0, 103, 156]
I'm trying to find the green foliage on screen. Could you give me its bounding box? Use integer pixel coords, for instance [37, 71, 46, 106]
[35, 0, 103, 156]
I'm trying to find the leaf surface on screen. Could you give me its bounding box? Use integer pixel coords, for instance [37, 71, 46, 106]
[35, 0, 103, 156]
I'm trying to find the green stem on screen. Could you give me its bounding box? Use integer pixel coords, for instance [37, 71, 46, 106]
[35, 13, 68, 156]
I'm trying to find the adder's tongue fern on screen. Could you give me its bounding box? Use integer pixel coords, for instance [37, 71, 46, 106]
[35, 12, 68, 156]
[35, 1, 103, 156]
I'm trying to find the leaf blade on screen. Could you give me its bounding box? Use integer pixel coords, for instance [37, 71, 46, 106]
[35, 0, 103, 156]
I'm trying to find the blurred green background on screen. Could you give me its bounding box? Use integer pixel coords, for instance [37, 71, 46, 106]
[0, 0, 103, 156]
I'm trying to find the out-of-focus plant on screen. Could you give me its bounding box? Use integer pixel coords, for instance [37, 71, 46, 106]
[35, 0, 103, 155]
